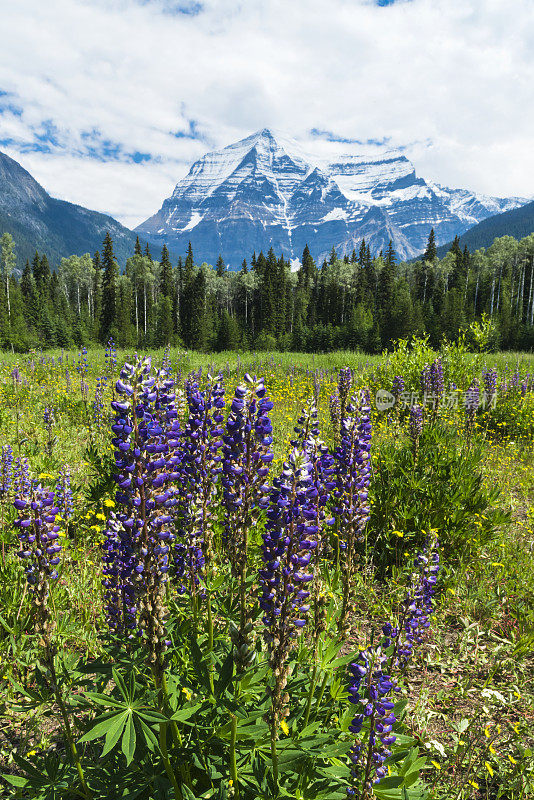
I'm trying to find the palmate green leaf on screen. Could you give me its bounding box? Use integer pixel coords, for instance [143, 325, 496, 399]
[170, 702, 203, 723]
[136, 708, 168, 724]
[12, 753, 48, 781]
[102, 712, 128, 756]
[121, 715, 137, 765]
[84, 690, 128, 709]
[215, 652, 234, 696]
[2, 773, 28, 787]
[79, 711, 128, 743]
[112, 667, 131, 702]
[138, 719, 158, 752]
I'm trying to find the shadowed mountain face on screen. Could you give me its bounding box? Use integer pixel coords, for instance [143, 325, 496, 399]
[435, 200, 534, 258]
[136, 128, 526, 266]
[0, 150, 142, 267]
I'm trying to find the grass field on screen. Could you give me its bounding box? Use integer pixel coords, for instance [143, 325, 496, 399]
[0, 341, 533, 799]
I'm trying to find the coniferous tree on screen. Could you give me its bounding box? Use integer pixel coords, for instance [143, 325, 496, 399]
[159, 244, 173, 298]
[216, 255, 226, 278]
[423, 228, 437, 262]
[99, 232, 119, 343]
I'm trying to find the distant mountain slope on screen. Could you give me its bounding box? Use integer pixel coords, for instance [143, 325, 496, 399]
[136, 128, 527, 266]
[435, 200, 534, 258]
[0, 150, 141, 267]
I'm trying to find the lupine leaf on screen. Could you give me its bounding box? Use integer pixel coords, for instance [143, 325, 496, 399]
[79, 712, 126, 743]
[121, 715, 136, 765]
[102, 713, 128, 756]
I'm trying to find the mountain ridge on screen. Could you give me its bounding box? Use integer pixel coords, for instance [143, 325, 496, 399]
[136, 128, 527, 265]
[0, 150, 144, 268]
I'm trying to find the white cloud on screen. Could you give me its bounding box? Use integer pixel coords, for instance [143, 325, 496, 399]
[0, 0, 532, 227]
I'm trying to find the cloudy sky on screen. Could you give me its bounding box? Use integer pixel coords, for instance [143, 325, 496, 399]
[0, 0, 532, 229]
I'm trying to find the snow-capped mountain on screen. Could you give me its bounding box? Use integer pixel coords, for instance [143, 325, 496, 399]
[136, 129, 526, 265]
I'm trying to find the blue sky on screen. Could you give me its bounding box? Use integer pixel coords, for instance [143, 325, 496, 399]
[0, 0, 532, 228]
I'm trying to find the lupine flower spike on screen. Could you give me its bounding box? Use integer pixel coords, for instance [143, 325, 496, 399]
[408, 405, 423, 458]
[259, 448, 319, 769]
[104, 358, 181, 679]
[14, 481, 61, 644]
[334, 390, 372, 635]
[222, 373, 273, 668]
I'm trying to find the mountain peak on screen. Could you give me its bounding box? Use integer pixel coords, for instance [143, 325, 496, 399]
[137, 130, 525, 265]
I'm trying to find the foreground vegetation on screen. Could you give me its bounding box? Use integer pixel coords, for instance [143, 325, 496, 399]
[0, 340, 533, 799]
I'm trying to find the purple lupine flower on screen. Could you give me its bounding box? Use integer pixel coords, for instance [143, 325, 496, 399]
[510, 368, 520, 391]
[338, 367, 353, 425]
[259, 447, 318, 729]
[391, 375, 405, 399]
[77, 347, 89, 376]
[80, 378, 89, 401]
[385, 535, 440, 670]
[65, 369, 72, 392]
[105, 337, 117, 375]
[347, 647, 399, 794]
[105, 358, 181, 671]
[408, 405, 423, 454]
[43, 407, 56, 458]
[329, 393, 341, 442]
[13, 481, 61, 641]
[55, 466, 73, 521]
[295, 401, 336, 645]
[0, 446, 13, 497]
[13, 457, 31, 497]
[420, 365, 432, 407]
[333, 391, 372, 633]
[222, 374, 273, 580]
[174, 374, 225, 592]
[430, 358, 444, 406]
[102, 512, 138, 636]
[11, 366, 21, 386]
[482, 368, 498, 407]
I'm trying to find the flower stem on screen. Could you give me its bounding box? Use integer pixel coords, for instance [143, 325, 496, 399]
[230, 713, 239, 797]
[159, 722, 183, 800]
[313, 672, 329, 721]
[270, 725, 279, 795]
[46, 650, 92, 800]
[302, 665, 318, 731]
[206, 593, 215, 696]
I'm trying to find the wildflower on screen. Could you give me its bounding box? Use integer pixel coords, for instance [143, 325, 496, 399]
[409, 405, 423, 456]
[260, 448, 318, 733]
[0, 445, 13, 497]
[13, 481, 61, 643]
[104, 357, 182, 677]
[334, 391, 372, 634]
[347, 646, 399, 794]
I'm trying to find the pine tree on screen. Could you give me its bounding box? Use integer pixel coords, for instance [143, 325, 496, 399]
[329, 245, 338, 265]
[135, 236, 143, 256]
[99, 232, 119, 343]
[216, 255, 226, 278]
[144, 242, 152, 261]
[159, 244, 173, 298]
[301, 244, 317, 289]
[423, 228, 437, 262]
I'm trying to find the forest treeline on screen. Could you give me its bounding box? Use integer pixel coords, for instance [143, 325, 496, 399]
[0, 227, 533, 352]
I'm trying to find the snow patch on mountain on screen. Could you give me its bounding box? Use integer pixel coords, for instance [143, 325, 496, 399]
[136, 129, 529, 267]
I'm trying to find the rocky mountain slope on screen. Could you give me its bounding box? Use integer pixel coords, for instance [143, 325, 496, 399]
[136, 128, 525, 266]
[0, 150, 142, 267]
